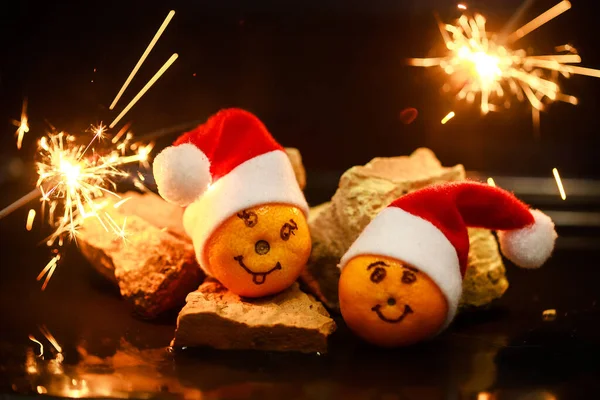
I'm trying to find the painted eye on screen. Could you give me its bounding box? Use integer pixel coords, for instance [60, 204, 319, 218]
[280, 219, 298, 241]
[402, 270, 416, 284]
[370, 267, 387, 283]
[237, 210, 258, 227]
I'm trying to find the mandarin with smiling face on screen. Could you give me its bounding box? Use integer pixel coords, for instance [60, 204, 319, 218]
[204, 204, 311, 297]
[153, 109, 312, 298]
[339, 255, 448, 347]
[337, 182, 557, 347]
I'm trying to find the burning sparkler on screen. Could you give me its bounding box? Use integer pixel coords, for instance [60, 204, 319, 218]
[409, 1, 600, 121]
[36, 129, 153, 242]
[32, 126, 154, 289]
[0, 9, 178, 290]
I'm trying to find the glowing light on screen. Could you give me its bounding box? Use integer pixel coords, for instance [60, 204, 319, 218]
[37, 255, 60, 291]
[408, 1, 600, 119]
[38, 324, 62, 353]
[36, 129, 149, 238]
[487, 177, 496, 187]
[109, 10, 176, 110]
[457, 4, 467, 11]
[542, 308, 557, 321]
[552, 168, 566, 200]
[13, 99, 29, 149]
[26, 209, 36, 231]
[23, 124, 153, 288]
[28, 335, 44, 357]
[507, 1, 571, 43]
[109, 53, 179, 128]
[441, 111, 456, 124]
[399, 107, 418, 124]
[113, 197, 132, 209]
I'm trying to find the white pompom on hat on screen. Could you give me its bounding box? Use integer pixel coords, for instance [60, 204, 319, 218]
[152, 143, 211, 207]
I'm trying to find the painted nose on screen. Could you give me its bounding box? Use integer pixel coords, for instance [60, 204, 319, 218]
[387, 297, 396, 306]
[255, 240, 270, 255]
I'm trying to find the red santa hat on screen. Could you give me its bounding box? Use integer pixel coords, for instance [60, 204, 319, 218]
[339, 181, 557, 328]
[153, 108, 308, 273]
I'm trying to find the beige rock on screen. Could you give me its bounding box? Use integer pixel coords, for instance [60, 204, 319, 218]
[173, 280, 336, 353]
[284, 147, 306, 190]
[301, 148, 508, 310]
[76, 146, 304, 318]
[461, 228, 509, 308]
[78, 192, 203, 318]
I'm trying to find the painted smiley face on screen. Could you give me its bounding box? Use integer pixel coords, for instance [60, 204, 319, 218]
[204, 204, 311, 297]
[338, 255, 448, 347]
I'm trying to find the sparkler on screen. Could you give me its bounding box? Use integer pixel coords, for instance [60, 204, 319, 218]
[31, 127, 154, 289]
[0, 9, 179, 289]
[36, 129, 153, 242]
[409, 1, 600, 121]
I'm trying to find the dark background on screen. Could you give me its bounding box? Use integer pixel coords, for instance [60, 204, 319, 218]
[1, 1, 600, 399]
[2, 0, 600, 191]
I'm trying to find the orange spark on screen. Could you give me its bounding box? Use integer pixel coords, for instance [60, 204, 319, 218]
[552, 168, 566, 200]
[441, 111, 456, 124]
[109, 10, 176, 110]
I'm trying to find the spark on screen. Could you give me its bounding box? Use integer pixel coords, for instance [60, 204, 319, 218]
[37, 255, 60, 291]
[457, 4, 467, 11]
[507, 1, 571, 43]
[477, 393, 492, 400]
[110, 10, 176, 110]
[13, 99, 29, 149]
[112, 122, 131, 144]
[109, 53, 179, 128]
[25, 348, 38, 375]
[26, 209, 36, 231]
[487, 177, 496, 187]
[441, 111, 456, 124]
[38, 324, 62, 353]
[30, 125, 153, 288]
[113, 197, 132, 209]
[552, 167, 566, 200]
[36, 128, 151, 242]
[28, 335, 44, 357]
[408, 1, 600, 119]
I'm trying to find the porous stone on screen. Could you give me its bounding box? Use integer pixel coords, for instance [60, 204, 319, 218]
[78, 191, 203, 318]
[301, 148, 508, 311]
[172, 280, 336, 353]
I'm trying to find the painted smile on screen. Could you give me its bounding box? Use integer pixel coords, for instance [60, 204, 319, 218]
[233, 255, 282, 285]
[371, 304, 414, 323]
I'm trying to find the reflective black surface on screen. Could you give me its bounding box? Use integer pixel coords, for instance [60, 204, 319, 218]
[1, 177, 599, 399]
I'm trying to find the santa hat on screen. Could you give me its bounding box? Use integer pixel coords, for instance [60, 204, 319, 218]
[339, 181, 557, 328]
[153, 108, 308, 273]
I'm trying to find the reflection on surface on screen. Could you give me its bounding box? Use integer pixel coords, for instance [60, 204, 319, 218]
[1, 222, 599, 399]
[17, 339, 202, 399]
[4, 307, 599, 399]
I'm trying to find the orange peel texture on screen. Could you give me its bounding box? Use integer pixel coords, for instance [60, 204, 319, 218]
[339, 255, 448, 347]
[205, 204, 311, 297]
